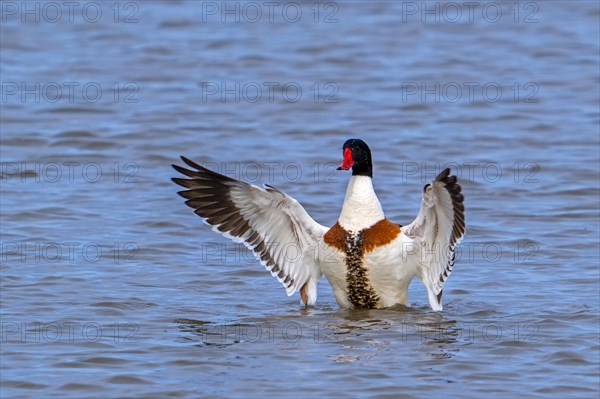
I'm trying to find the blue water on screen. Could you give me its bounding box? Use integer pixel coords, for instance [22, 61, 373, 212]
[1, 1, 599, 398]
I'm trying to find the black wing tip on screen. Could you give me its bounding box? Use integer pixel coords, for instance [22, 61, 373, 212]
[435, 168, 463, 202]
[435, 168, 454, 184]
[424, 170, 463, 202]
[435, 167, 466, 243]
[171, 159, 204, 191]
[180, 155, 205, 171]
[172, 163, 191, 174]
[174, 156, 240, 184]
[171, 176, 186, 185]
[171, 156, 209, 172]
[173, 156, 204, 172]
[436, 168, 451, 181]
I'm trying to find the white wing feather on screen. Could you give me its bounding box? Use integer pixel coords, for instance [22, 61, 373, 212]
[404, 168, 465, 311]
[173, 157, 327, 305]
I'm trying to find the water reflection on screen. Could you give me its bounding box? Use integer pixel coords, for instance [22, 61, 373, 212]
[174, 306, 462, 356]
[3, 0, 598, 396]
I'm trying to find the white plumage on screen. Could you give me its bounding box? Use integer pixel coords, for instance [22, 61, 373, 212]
[173, 140, 465, 311]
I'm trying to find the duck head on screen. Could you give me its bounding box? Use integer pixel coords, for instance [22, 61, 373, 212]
[337, 138, 373, 178]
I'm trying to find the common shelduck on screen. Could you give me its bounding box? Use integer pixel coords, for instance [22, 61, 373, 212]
[172, 139, 465, 311]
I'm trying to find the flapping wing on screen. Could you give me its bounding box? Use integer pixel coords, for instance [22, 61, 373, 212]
[404, 168, 465, 311]
[172, 156, 327, 305]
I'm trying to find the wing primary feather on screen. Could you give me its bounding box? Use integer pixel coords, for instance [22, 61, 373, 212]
[407, 167, 466, 310]
[172, 156, 326, 304]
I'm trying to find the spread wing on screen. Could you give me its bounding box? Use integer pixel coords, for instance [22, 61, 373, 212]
[404, 168, 465, 311]
[172, 156, 327, 305]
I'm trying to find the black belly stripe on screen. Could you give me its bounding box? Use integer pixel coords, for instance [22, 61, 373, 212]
[345, 232, 380, 308]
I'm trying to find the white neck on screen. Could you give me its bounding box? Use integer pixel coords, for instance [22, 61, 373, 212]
[338, 175, 385, 232]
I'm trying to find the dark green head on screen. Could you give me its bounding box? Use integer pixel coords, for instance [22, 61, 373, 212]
[337, 139, 373, 177]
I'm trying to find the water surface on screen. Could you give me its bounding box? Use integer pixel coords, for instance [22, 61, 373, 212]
[1, 1, 599, 398]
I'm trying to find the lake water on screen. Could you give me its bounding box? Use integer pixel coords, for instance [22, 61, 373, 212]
[1, 1, 599, 398]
